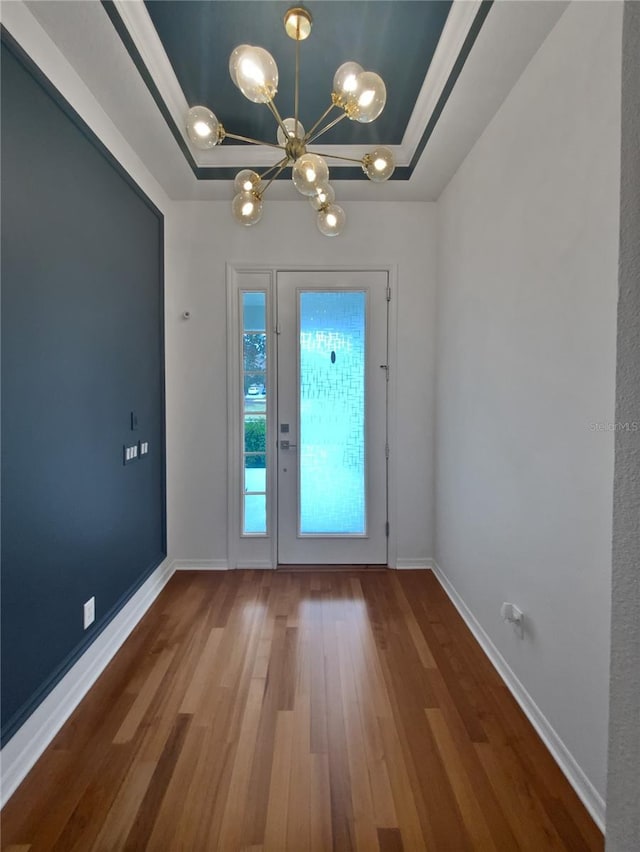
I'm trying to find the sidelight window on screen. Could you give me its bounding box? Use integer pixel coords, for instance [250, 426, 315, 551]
[242, 291, 268, 535]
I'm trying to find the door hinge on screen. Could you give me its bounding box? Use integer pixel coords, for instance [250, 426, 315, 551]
[385, 521, 390, 537]
[386, 285, 391, 302]
[385, 443, 390, 459]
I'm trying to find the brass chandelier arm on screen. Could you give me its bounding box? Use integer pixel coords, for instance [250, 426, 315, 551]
[309, 150, 365, 165]
[265, 100, 290, 138]
[259, 159, 291, 196]
[294, 35, 300, 134]
[303, 103, 337, 143]
[224, 131, 287, 151]
[306, 112, 347, 145]
[259, 158, 290, 180]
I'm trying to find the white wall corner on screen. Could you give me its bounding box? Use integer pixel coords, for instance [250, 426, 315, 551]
[0, 558, 175, 808]
[431, 561, 606, 833]
[173, 559, 229, 571]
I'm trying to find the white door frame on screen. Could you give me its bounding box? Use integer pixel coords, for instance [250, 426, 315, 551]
[226, 262, 398, 570]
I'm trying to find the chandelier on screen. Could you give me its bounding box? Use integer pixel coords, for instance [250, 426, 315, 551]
[185, 5, 394, 237]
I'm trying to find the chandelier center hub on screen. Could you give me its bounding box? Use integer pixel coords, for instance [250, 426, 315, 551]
[285, 137, 307, 161]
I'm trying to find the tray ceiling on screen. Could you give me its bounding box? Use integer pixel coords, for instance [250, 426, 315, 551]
[13, 0, 570, 200]
[104, 0, 489, 180]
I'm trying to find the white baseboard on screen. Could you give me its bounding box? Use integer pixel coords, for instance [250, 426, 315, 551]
[174, 560, 279, 571]
[173, 559, 228, 571]
[431, 561, 606, 833]
[394, 558, 434, 570]
[0, 558, 175, 808]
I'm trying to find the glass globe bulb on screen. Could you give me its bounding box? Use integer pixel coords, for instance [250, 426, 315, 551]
[276, 117, 305, 146]
[363, 147, 395, 182]
[229, 45, 278, 103]
[228, 44, 250, 87]
[234, 169, 261, 194]
[292, 153, 329, 196]
[231, 192, 263, 227]
[350, 71, 386, 123]
[186, 105, 220, 149]
[317, 203, 345, 237]
[333, 61, 363, 100]
[308, 183, 335, 211]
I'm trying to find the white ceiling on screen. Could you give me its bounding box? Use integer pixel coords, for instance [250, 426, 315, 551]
[24, 0, 568, 202]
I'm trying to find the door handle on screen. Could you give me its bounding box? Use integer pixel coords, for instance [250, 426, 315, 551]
[280, 440, 297, 450]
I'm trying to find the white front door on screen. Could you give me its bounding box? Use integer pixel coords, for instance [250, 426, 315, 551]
[276, 270, 389, 565]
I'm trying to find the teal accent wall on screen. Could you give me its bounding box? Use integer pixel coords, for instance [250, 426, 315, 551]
[0, 33, 166, 744]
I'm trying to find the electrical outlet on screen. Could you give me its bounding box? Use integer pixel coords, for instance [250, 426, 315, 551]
[83, 596, 95, 630]
[501, 601, 524, 638]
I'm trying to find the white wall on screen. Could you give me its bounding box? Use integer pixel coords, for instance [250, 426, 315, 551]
[435, 0, 621, 819]
[606, 3, 640, 849]
[165, 201, 437, 567]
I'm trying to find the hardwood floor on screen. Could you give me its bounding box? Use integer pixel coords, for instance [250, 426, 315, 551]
[1, 570, 603, 851]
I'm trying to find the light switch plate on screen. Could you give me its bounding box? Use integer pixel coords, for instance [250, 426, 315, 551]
[83, 596, 95, 629]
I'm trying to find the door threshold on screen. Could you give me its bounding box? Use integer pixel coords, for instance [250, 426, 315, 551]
[275, 564, 389, 572]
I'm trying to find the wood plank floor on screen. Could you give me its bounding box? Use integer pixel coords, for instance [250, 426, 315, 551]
[1, 570, 603, 851]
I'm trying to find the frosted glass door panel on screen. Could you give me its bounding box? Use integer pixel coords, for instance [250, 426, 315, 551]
[276, 270, 388, 565]
[299, 291, 366, 535]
